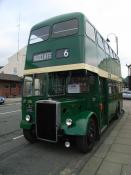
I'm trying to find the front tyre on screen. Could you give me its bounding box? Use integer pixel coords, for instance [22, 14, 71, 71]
[23, 128, 37, 143]
[76, 118, 97, 153]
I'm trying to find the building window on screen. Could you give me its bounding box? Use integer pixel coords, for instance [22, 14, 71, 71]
[11, 83, 16, 88]
[13, 67, 17, 74]
[5, 84, 9, 88]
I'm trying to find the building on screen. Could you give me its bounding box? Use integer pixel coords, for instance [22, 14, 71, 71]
[0, 74, 21, 97]
[0, 47, 26, 77]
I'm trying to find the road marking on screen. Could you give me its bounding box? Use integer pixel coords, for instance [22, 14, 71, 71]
[0, 109, 21, 115]
[13, 135, 24, 140]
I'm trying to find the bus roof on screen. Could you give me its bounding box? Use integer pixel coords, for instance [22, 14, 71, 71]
[31, 12, 85, 31]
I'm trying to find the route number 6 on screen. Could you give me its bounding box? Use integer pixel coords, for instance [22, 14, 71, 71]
[64, 49, 69, 57]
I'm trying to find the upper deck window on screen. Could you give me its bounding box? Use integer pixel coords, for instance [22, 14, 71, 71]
[105, 42, 110, 55]
[97, 33, 105, 50]
[29, 26, 49, 44]
[86, 21, 95, 41]
[52, 19, 78, 38]
[110, 48, 114, 58]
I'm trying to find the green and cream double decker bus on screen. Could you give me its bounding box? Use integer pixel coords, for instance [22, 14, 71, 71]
[20, 12, 123, 152]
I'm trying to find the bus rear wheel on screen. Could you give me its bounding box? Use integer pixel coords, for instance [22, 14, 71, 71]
[23, 128, 37, 143]
[76, 118, 97, 153]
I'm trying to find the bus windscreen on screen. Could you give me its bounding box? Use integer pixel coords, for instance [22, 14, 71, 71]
[29, 26, 50, 44]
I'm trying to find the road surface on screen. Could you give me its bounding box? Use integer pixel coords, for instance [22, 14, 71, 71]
[0, 100, 127, 175]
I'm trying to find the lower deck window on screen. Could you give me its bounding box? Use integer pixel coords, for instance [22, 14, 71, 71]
[67, 71, 89, 93]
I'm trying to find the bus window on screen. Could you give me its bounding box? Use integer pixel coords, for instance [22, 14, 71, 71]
[34, 74, 45, 96]
[52, 19, 78, 38]
[112, 50, 115, 58]
[108, 83, 112, 95]
[97, 33, 105, 50]
[67, 71, 89, 93]
[23, 76, 33, 97]
[86, 21, 95, 41]
[29, 26, 50, 44]
[48, 72, 66, 96]
[105, 42, 110, 55]
[110, 48, 114, 58]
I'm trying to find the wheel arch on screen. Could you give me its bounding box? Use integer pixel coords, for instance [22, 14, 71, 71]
[62, 111, 100, 136]
[87, 114, 100, 140]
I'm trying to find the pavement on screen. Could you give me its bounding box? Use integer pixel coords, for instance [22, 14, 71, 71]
[80, 100, 131, 175]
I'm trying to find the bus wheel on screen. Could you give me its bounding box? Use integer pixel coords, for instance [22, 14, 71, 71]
[23, 128, 37, 143]
[76, 118, 96, 153]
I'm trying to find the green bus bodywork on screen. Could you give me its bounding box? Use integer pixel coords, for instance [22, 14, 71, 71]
[20, 12, 123, 152]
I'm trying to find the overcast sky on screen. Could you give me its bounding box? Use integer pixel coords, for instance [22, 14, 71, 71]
[0, 0, 131, 77]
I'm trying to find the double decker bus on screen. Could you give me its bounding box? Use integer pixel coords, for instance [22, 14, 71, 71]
[20, 12, 123, 152]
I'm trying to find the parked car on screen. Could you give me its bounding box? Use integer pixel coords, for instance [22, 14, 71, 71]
[122, 90, 131, 99]
[0, 96, 5, 104]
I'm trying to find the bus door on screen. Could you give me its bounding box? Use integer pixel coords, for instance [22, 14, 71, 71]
[99, 78, 108, 130]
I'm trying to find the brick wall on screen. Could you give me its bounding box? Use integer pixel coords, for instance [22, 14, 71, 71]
[0, 80, 21, 97]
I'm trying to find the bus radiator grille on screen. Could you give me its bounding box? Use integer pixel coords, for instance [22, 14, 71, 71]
[36, 102, 57, 142]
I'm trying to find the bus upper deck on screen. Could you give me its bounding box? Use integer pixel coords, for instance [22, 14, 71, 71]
[24, 12, 121, 81]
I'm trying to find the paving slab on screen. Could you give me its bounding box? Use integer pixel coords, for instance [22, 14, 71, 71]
[122, 126, 131, 130]
[121, 165, 131, 175]
[94, 144, 111, 158]
[120, 129, 131, 134]
[111, 125, 122, 131]
[110, 144, 131, 155]
[80, 156, 102, 175]
[115, 137, 131, 146]
[102, 136, 116, 145]
[118, 130, 131, 135]
[118, 132, 131, 139]
[105, 151, 131, 164]
[109, 130, 119, 137]
[96, 160, 122, 175]
[123, 122, 131, 126]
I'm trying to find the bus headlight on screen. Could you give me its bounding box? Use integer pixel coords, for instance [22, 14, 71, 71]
[66, 118, 72, 126]
[25, 115, 31, 122]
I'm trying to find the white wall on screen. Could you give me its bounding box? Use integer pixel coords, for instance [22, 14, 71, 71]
[0, 47, 26, 77]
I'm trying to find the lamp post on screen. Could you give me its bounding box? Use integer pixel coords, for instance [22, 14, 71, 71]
[106, 33, 118, 55]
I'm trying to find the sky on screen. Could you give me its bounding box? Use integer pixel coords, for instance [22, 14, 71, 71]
[0, 0, 131, 77]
